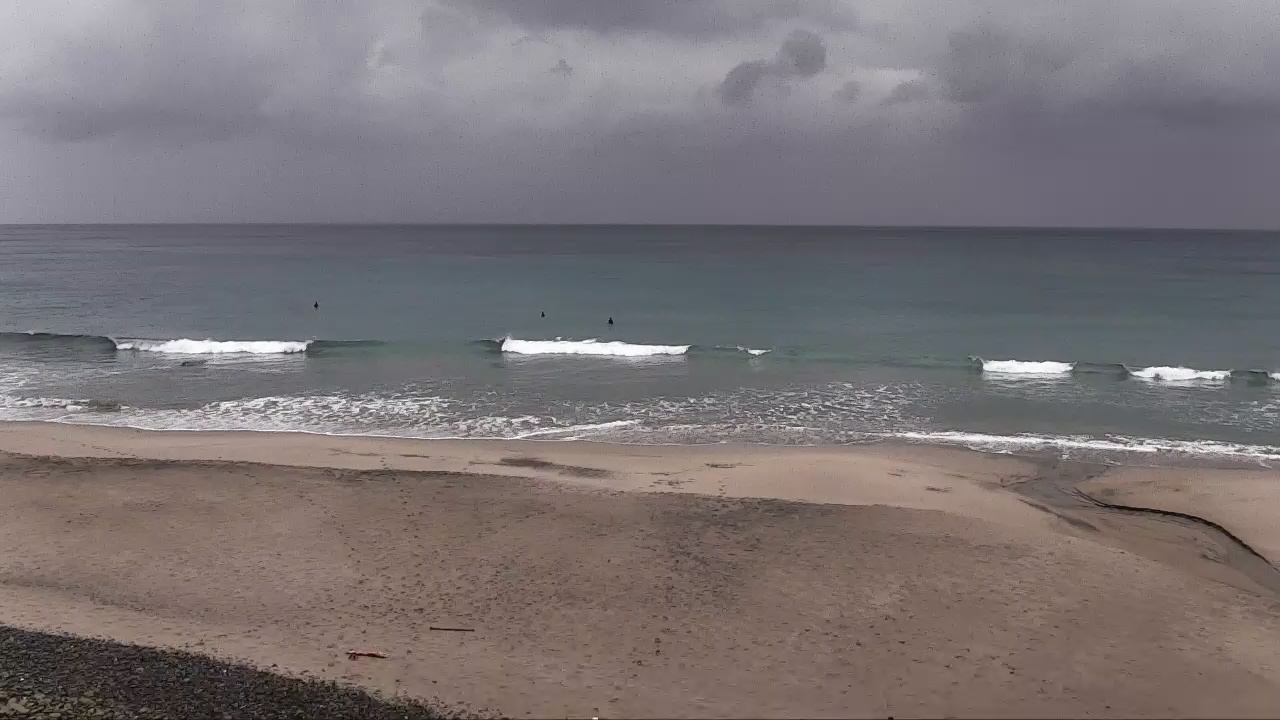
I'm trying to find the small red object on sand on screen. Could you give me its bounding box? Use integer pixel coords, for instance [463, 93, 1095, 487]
[346, 650, 387, 659]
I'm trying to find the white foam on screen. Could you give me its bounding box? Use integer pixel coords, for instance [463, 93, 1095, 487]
[0, 394, 125, 414]
[980, 359, 1074, 376]
[737, 346, 771, 356]
[500, 337, 689, 357]
[1271, 372, 1280, 382]
[115, 339, 310, 355]
[512, 419, 640, 439]
[1131, 366, 1230, 383]
[895, 430, 1280, 462]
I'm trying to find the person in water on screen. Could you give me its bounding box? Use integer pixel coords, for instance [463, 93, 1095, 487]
[541, 311, 545, 318]
[314, 301, 319, 309]
[608, 317, 614, 326]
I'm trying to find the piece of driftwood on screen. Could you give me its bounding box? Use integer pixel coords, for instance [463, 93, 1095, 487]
[428, 626, 475, 632]
[346, 650, 387, 659]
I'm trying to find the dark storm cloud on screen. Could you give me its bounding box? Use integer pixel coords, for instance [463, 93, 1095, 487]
[774, 29, 827, 77]
[457, 0, 857, 38]
[718, 61, 770, 106]
[2, 1, 1280, 227]
[717, 30, 827, 105]
[937, 25, 1071, 104]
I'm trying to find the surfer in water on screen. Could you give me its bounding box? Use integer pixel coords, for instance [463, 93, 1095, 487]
[314, 301, 319, 309]
[541, 311, 545, 318]
[608, 317, 614, 327]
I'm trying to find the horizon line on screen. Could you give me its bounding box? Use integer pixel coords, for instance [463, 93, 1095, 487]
[1, 222, 1277, 233]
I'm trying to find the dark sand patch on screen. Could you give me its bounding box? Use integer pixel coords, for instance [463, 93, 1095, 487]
[496, 456, 611, 478]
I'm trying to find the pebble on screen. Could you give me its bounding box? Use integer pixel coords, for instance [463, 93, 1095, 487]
[0, 625, 468, 719]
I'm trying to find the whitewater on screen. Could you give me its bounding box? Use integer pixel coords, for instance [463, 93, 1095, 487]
[114, 338, 311, 354]
[973, 357, 1265, 383]
[499, 337, 690, 357]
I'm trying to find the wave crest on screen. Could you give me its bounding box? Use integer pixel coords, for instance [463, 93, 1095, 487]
[500, 337, 690, 357]
[971, 356, 1273, 384]
[1131, 366, 1231, 383]
[974, 358, 1074, 376]
[114, 339, 311, 355]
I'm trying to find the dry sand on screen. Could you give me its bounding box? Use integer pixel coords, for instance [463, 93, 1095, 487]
[1, 423, 1279, 717]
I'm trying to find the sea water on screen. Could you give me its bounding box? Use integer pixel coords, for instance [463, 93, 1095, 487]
[2, 224, 1278, 462]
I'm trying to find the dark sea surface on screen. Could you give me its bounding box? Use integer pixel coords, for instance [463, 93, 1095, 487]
[1, 224, 1278, 462]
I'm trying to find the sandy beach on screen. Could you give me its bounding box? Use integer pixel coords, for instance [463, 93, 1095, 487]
[1, 423, 1279, 718]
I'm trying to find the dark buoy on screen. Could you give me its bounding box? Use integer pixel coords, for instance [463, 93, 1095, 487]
[313, 301, 319, 309]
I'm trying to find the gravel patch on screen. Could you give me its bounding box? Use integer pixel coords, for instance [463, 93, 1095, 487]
[0, 625, 470, 719]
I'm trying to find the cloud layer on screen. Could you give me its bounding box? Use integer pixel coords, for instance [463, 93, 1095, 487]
[2, 0, 1278, 226]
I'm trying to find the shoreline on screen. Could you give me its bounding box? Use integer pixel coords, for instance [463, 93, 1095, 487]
[2, 422, 1280, 716]
[4, 416, 1280, 466]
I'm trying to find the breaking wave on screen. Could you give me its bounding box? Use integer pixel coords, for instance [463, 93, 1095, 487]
[974, 358, 1074, 376]
[491, 337, 771, 358]
[115, 339, 311, 354]
[972, 356, 1274, 384]
[0, 332, 382, 356]
[1130, 366, 1231, 383]
[0, 332, 1274, 383]
[499, 337, 690, 357]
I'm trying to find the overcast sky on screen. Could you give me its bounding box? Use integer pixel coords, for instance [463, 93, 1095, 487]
[2, 1, 1279, 227]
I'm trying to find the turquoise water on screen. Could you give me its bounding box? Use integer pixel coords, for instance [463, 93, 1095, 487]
[1, 224, 1278, 460]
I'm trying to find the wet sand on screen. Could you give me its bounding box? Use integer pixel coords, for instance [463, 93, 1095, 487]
[0, 423, 1278, 718]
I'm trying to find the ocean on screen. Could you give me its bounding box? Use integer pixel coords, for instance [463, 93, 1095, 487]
[2, 224, 1278, 462]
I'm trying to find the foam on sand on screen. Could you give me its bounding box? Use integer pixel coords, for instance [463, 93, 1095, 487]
[894, 430, 1280, 462]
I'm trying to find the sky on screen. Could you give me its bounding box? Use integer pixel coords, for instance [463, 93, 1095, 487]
[2, 0, 1279, 228]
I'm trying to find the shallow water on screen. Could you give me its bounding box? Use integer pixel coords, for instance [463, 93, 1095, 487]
[2, 224, 1278, 462]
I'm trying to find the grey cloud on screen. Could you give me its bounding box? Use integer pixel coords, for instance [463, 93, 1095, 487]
[928, 12, 1280, 131]
[717, 30, 827, 106]
[938, 25, 1070, 104]
[0, 10, 278, 142]
[835, 80, 862, 102]
[775, 29, 827, 76]
[1102, 62, 1280, 128]
[456, 0, 857, 38]
[3, 1, 1280, 228]
[2, 85, 269, 144]
[718, 61, 770, 106]
[0, 3, 376, 144]
[884, 80, 930, 105]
